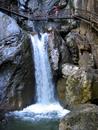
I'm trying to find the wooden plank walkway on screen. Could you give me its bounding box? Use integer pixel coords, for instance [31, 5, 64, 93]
[0, 1, 72, 21]
[0, 1, 98, 31]
[74, 9, 98, 31]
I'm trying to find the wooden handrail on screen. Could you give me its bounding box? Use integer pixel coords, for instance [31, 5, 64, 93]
[0, 0, 98, 31]
[74, 8, 98, 24]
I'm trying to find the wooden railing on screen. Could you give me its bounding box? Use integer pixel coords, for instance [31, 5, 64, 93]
[0, 0, 72, 20]
[74, 8, 98, 30]
[0, 0, 98, 30]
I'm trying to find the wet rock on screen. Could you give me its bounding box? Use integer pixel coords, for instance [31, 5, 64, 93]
[79, 52, 94, 69]
[28, 0, 59, 13]
[57, 64, 79, 106]
[65, 69, 92, 108]
[0, 101, 10, 124]
[66, 32, 79, 65]
[0, 110, 7, 124]
[92, 44, 98, 69]
[57, 78, 66, 105]
[48, 31, 72, 79]
[17, 0, 70, 33]
[57, 62, 96, 108]
[0, 12, 20, 41]
[59, 104, 98, 130]
[91, 69, 98, 104]
[62, 63, 79, 77]
[58, 65, 98, 108]
[0, 12, 35, 111]
[0, 12, 21, 103]
[57, 27, 98, 108]
[50, 48, 59, 70]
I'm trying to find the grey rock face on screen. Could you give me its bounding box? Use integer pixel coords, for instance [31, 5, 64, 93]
[0, 12, 20, 42]
[17, 0, 69, 32]
[66, 32, 79, 65]
[59, 104, 98, 130]
[57, 29, 98, 108]
[48, 31, 72, 79]
[62, 63, 79, 77]
[0, 12, 35, 110]
[0, 12, 21, 103]
[65, 68, 92, 108]
[57, 64, 93, 108]
[18, 0, 59, 13]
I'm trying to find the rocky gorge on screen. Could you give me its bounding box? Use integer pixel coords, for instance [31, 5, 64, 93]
[0, 0, 98, 130]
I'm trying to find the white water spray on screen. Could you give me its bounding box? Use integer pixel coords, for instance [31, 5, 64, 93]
[74, 0, 78, 8]
[31, 34, 55, 104]
[10, 33, 70, 121]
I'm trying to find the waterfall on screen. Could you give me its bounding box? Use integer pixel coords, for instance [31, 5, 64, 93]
[74, 0, 78, 8]
[9, 33, 70, 121]
[31, 33, 55, 104]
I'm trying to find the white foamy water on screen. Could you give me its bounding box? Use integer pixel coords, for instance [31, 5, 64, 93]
[31, 33, 55, 104]
[11, 103, 69, 121]
[74, 0, 78, 8]
[9, 33, 70, 121]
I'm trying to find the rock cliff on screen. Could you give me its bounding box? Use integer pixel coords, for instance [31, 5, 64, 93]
[59, 0, 98, 130]
[59, 104, 98, 130]
[0, 12, 35, 112]
[56, 0, 98, 109]
[0, 0, 98, 127]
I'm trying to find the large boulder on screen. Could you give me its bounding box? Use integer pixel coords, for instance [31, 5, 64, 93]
[59, 104, 98, 130]
[57, 64, 79, 105]
[65, 68, 92, 108]
[57, 63, 98, 109]
[0, 12, 35, 111]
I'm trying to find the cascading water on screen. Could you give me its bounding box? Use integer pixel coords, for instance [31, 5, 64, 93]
[9, 33, 70, 121]
[74, 0, 78, 8]
[31, 34, 55, 104]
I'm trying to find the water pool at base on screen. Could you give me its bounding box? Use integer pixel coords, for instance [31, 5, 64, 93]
[0, 103, 69, 130]
[0, 33, 70, 130]
[0, 117, 59, 130]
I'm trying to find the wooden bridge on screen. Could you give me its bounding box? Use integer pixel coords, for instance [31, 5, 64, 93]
[0, 0, 98, 31]
[0, 0, 72, 21]
[74, 9, 98, 31]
